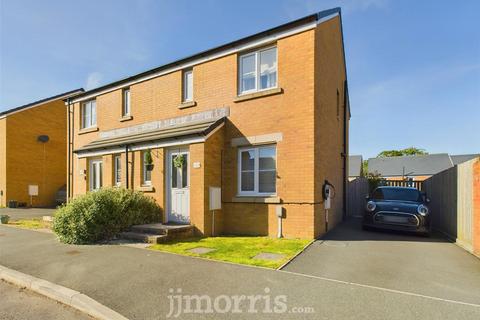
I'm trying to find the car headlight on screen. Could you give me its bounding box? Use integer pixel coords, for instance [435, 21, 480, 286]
[366, 201, 376, 212]
[417, 204, 429, 216]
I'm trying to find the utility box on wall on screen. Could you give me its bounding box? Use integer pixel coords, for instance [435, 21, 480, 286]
[209, 187, 221, 210]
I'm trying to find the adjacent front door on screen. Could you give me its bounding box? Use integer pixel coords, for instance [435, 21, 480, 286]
[167, 148, 190, 224]
[89, 159, 103, 191]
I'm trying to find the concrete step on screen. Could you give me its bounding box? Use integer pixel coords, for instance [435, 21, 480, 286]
[118, 231, 168, 244]
[130, 223, 194, 236]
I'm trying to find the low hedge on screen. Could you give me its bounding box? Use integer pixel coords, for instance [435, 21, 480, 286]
[53, 188, 161, 244]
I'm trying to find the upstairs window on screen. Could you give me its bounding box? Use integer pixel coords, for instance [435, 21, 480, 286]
[238, 145, 276, 195]
[183, 69, 193, 102]
[81, 100, 96, 129]
[123, 88, 131, 117]
[239, 46, 277, 94]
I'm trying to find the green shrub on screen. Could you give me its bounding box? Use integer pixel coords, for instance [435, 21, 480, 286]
[53, 188, 161, 244]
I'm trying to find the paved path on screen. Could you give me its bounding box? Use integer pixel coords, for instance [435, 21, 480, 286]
[0, 208, 55, 221]
[284, 218, 480, 304]
[0, 280, 91, 320]
[0, 225, 479, 319]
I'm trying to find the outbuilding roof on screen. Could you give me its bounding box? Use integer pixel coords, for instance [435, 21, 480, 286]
[368, 153, 453, 177]
[451, 154, 480, 165]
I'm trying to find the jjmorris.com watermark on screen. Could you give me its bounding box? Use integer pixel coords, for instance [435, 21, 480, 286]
[166, 287, 315, 318]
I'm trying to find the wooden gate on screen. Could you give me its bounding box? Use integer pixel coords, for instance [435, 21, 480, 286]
[347, 177, 369, 217]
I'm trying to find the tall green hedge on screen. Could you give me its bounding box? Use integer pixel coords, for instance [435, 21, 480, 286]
[53, 188, 161, 244]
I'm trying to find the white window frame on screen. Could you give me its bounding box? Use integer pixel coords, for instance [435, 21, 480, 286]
[238, 46, 277, 95]
[142, 152, 152, 186]
[183, 69, 193, 102]
[89, 158, 103, 191]
[114, 155, 121, 186]
[122, 88, 130, 117]
[81, 99, 97, 129]
[237, 145, 277, 196]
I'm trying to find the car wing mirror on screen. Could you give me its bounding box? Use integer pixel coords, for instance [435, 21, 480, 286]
[426, 197, 431, 204]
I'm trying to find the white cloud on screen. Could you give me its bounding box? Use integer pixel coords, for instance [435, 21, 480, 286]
[85, 72, 103, 90]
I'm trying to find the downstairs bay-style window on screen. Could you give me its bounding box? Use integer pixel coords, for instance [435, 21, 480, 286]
[81, 99, 97, 129]
[238, 145, 276, 196]
[239, 46, 277, 94]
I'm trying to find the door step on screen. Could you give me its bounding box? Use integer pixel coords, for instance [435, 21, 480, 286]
[118, 231, 168, 244]
[119, 223, 194, 244]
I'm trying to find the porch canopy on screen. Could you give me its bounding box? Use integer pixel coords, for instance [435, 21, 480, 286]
[74, 107, 228, 158]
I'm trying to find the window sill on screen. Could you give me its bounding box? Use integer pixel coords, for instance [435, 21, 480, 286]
[138, 185, 155, 192]
[78, 126, 99, 135]
[178, 101, 197, 109]
[232, 196, 280, 204]
[234, 87, 283, 103]
[119, 115, 133, 122]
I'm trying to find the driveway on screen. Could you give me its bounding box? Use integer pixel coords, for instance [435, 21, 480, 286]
[0, 280, 91, 320]
[284, 218, 480, 305]
[0, 208, 55, 221]
[0, 225, 479, 319]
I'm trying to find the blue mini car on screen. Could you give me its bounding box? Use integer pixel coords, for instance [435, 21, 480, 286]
[363, 186, 431, 236]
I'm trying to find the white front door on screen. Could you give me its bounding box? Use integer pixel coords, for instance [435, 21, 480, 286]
[89, 159, 103, 191]
[167, 148, 190, 224]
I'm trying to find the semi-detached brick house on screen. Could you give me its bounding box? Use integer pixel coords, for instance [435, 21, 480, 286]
[0, 89, 84, 207]
[67, 8, 350, 239]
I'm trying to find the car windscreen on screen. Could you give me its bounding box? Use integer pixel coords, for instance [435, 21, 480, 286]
[372, 188, 422, 202]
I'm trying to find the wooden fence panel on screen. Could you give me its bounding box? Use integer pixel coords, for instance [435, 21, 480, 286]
[347, 177, 369, 217]
[423, 158, 479, 254]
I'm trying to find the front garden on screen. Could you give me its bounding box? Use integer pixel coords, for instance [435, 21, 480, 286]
[149, 236, 310, 269]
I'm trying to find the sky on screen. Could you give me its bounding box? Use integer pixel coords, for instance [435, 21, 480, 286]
[0, 0, 479, 158]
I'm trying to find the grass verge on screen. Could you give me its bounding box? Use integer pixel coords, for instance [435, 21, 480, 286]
[8, 219, 52, 230]
[149, 236, 310, 269]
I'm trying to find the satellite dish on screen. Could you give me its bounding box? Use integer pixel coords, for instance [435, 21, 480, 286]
[37, 135, 49, 143]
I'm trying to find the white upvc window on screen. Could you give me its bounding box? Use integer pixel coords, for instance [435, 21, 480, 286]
[122, 88, 131, 117]
[89, 159, 103, 191]
[81, 100, 97, 129]
[114, 155, 121, 186]
[183, 69, 193, 102]
[142, 152, 152, 186]
[239, 46, 277, 94]
[238, 145, 276, 196]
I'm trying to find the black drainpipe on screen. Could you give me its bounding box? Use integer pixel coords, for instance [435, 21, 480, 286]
[342, 80, 349, 220]
[67, 98, 72, 202]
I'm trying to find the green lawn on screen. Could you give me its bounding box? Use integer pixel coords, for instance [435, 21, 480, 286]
[149, 236, 310, 269]
[8, 218, 51, 230]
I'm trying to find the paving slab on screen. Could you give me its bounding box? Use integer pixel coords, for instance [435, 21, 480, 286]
[188, 247, 216, 254]
[253, 252, 286, 260]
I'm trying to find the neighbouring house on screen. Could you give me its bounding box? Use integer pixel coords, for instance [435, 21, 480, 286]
[67, 8, 350, 239]
[348, 155, 363, 181]
[368, 153, 480, 182]
[0, 89, 84, 207]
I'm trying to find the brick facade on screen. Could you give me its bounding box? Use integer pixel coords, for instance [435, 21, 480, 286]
[0, 99, 68, 207]
[69, 15, 348, 239]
